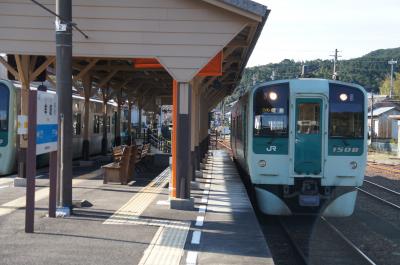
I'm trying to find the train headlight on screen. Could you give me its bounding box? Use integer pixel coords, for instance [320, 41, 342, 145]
[350, 161, 357, 169]
[258, 160, 267, 167]
[269, 92, 278, 101]
[339, 93, 348, 101]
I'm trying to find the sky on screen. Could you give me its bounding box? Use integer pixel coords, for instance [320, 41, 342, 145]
[247, 0, 400, 66]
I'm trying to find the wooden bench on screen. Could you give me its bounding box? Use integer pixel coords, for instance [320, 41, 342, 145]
[112, 145, 126, 163]
[140, 143, 151, 161]
[135, 143, 151, 173]
[102, 146, 132, 185]
[127, 145, 138, 180]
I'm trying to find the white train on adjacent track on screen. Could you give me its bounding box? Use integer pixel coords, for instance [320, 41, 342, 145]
[0, 79, 125, 175]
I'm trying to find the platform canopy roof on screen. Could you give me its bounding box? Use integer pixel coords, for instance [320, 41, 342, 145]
[0, 0, 269, 110]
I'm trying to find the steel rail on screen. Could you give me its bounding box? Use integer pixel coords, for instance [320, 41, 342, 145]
[277, 218, 309, 265]
[321, 217, 377, 265]
[363, 180, 400, 196]
[357, 187, 400, 210]
[217, 139, 232, 151]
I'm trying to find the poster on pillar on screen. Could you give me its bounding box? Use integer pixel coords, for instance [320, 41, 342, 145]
[36, 91, 58, 155]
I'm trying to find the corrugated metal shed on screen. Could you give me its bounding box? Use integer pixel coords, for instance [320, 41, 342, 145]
[368, 106, 395, 117]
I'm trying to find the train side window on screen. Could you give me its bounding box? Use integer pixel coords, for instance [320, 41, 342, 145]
[107, 116, 111, 133]
[99, 115, 104, 133]
[253, 83, 289, 137]
[0, 84, 9, 132]
[73, 113, 81, 136]
[329, 84, 364, 138]
[93, 115, 100, 134]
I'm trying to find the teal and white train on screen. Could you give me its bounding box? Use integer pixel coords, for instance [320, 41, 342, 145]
[0, 80, 17, 176]
[231, 79, 367, 217]
[0, 79, 123, 176]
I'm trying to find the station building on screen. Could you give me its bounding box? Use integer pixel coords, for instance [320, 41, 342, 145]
[0, 0, 269, 206]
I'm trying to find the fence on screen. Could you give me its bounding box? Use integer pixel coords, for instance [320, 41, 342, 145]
[370, 140, 398, 154]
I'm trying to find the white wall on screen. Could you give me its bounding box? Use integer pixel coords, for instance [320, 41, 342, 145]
[0, 56, 6, 79]
[0, 0, 253, 81]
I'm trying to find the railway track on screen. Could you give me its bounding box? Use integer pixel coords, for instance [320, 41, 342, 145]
[357, 179, 400, 210]
[277, 216, 377, 265]
[277, 217, 309, 265]
[217, 139, 232, 151]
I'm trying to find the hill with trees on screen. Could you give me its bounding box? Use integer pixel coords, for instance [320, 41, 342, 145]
[226, 47, 400, 103]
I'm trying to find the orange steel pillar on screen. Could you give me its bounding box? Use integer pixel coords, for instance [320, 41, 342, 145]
[171, 80, 192, 201]
[171, 80, 178, 198]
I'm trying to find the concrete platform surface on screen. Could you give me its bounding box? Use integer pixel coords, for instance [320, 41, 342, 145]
[0, 151, 274, 265]
[183, 150, 274, 265]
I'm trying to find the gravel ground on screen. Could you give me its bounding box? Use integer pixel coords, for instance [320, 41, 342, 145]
[328, 201, 400, 265]
[366, 163, 400, 191]
[325, 161, 400, 265]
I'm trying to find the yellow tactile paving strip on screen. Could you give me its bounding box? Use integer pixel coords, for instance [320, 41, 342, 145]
[104, 167, 191, 265]
[103, 167, 170, 225]
[138, 221, 191, 265]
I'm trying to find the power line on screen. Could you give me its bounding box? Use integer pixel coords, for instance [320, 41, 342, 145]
[30, 0, 89, 39]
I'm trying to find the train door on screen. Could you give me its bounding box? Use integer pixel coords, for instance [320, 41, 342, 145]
[0, 83, 9, 148]
[243, 105, 247, 160]
[294, 98, 323, 175]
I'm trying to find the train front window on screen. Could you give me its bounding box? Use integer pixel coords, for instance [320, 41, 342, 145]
[329, 84, 364, 138]
[0, 84, 9, 132]
[253, 83, 289, 137]
[297, 103, 320, 134]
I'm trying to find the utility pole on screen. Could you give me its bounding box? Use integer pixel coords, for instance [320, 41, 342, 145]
[56, 0, 73, 210]
[252, 72, 258, 86]
[330, 49, 341, 80]
[370, 92, 374, 143]
[301, 64, 307, 78]
[388, 59, 397, 98]
[270, 70, 276, 80]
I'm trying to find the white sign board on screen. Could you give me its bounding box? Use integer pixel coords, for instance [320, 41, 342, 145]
[17, 115, 28, 135]
[36, 91, 58, 155]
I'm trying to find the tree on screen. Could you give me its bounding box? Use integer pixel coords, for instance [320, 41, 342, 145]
[224, 47, 400, 105]
[380, 73, 400, 98]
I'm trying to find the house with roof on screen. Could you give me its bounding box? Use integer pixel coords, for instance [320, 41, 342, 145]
[368, 105, 400, 139]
